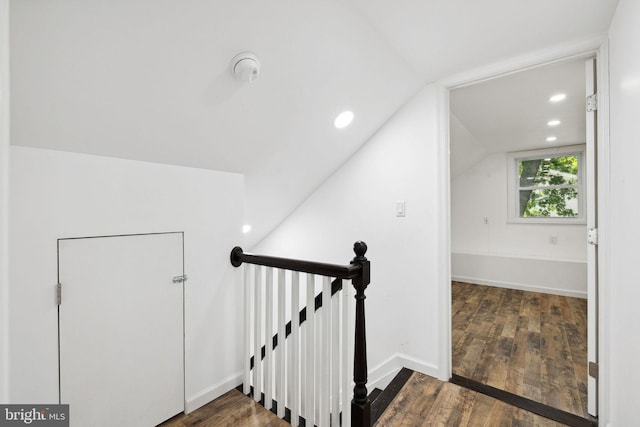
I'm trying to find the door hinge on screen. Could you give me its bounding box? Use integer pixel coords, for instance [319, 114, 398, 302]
[56, 283, 62, 306]
[589, 361, 599, 379]
[587, 94, 598, 112]
[172, 275, 188, 284]
[587, 228, 598, 245]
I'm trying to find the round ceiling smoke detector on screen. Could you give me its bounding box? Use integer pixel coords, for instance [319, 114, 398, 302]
[231, 52, 260, 83]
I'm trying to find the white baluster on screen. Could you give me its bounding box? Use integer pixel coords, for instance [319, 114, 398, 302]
[342, 281, 353, 427]
[243, 264, 251, 395]
[253, 265, 263, 402]
[264, 267, 274, 410]
[305, 274, 316, 425]
[276, 269, 287, 418]
[290, 272, 300, 426]
[331, 280, 341, 426]
[319, 276, 331, 427]
[300, 276, 307, 420]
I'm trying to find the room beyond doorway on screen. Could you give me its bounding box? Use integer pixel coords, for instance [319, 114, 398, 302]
[447, 55, 597, 421]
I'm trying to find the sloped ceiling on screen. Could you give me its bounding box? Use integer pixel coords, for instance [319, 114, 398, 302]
[349, 0, 618, 82]
[9, 0, 618, 247]
[450, 56, 589, 177]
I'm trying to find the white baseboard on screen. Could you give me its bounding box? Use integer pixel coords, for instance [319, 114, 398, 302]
[452, 275, 587, 299]
[368, 353, 438, 391]
[367, 354, 401, 390]
[451, 252, 587, 298]
[185, 372, 243, 414]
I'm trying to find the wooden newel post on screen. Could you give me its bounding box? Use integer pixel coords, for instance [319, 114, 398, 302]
[351, 241, 371, 427]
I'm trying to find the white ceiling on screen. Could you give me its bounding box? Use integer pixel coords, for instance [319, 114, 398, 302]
[9, 0, 619, 247]
[450, 57, 589, 177]
[349, 0, 618, 82]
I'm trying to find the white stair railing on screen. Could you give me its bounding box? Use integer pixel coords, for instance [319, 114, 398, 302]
[231, 242, 370, 427]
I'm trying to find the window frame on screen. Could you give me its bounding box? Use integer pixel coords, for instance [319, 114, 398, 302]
[507, 144, 586, 224]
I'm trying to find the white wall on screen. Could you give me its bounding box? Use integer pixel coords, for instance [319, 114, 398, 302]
[451, 152, 587, 296]
[607, 0, 640, 425]
[0, 0, 9, 404]
[9, 147, 244, 412]
[254, 85, 441, 387]
[449, 114, 486, 179]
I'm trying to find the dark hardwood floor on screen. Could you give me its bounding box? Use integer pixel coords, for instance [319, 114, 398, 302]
[374, 371, 566, 426]
[161, 373, 567, 427]
[159, 389, 289, 427]
[452, 281, 588, 419]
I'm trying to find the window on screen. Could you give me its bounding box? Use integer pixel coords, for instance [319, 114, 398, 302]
[507, 145, 585, 224]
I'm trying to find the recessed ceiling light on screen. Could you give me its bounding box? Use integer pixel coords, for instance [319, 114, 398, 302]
[547, 119, 561, 127]
[334, 110, 354, 129]
[549, 93, 567, 103]
[546, 136, 557, 142]
[242, 224, 252, 234]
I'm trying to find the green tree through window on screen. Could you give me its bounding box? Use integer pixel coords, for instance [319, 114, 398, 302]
[518, 155, 580, 218]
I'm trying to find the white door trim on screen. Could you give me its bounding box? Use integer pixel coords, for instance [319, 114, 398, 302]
[435, 34, 611, 422]
[595, 39, 611, 425]
[585, 56, 598, 416]
[436, 83, 452, 383]
[0, 0, 10, 404]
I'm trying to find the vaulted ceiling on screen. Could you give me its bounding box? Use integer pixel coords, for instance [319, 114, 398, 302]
[9, 0, 619, 247]
[450, 56, 588, 178]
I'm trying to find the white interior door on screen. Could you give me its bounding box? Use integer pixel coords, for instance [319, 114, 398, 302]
[59, 233, 184, 427]
[585, 58, 598, 417]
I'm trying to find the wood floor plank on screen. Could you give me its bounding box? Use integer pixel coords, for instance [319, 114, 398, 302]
[464, 392, 499, 427]
[374, 372, 442, 426]
[452, 282, 588, 419]
[503, 314, 527, 396]
[473, 322, 504, 385]
[424, 382, 465, 425]
[374, 372, 567, 427]
[484, 335, 512, 389]
[456, 336, 486, 377]
[524, 331, 542, 403]
[159, 389, 290, 427]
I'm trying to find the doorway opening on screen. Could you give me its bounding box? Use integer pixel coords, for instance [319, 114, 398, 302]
[57, 232, 186, 426]
[448, 56, 598, 423]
